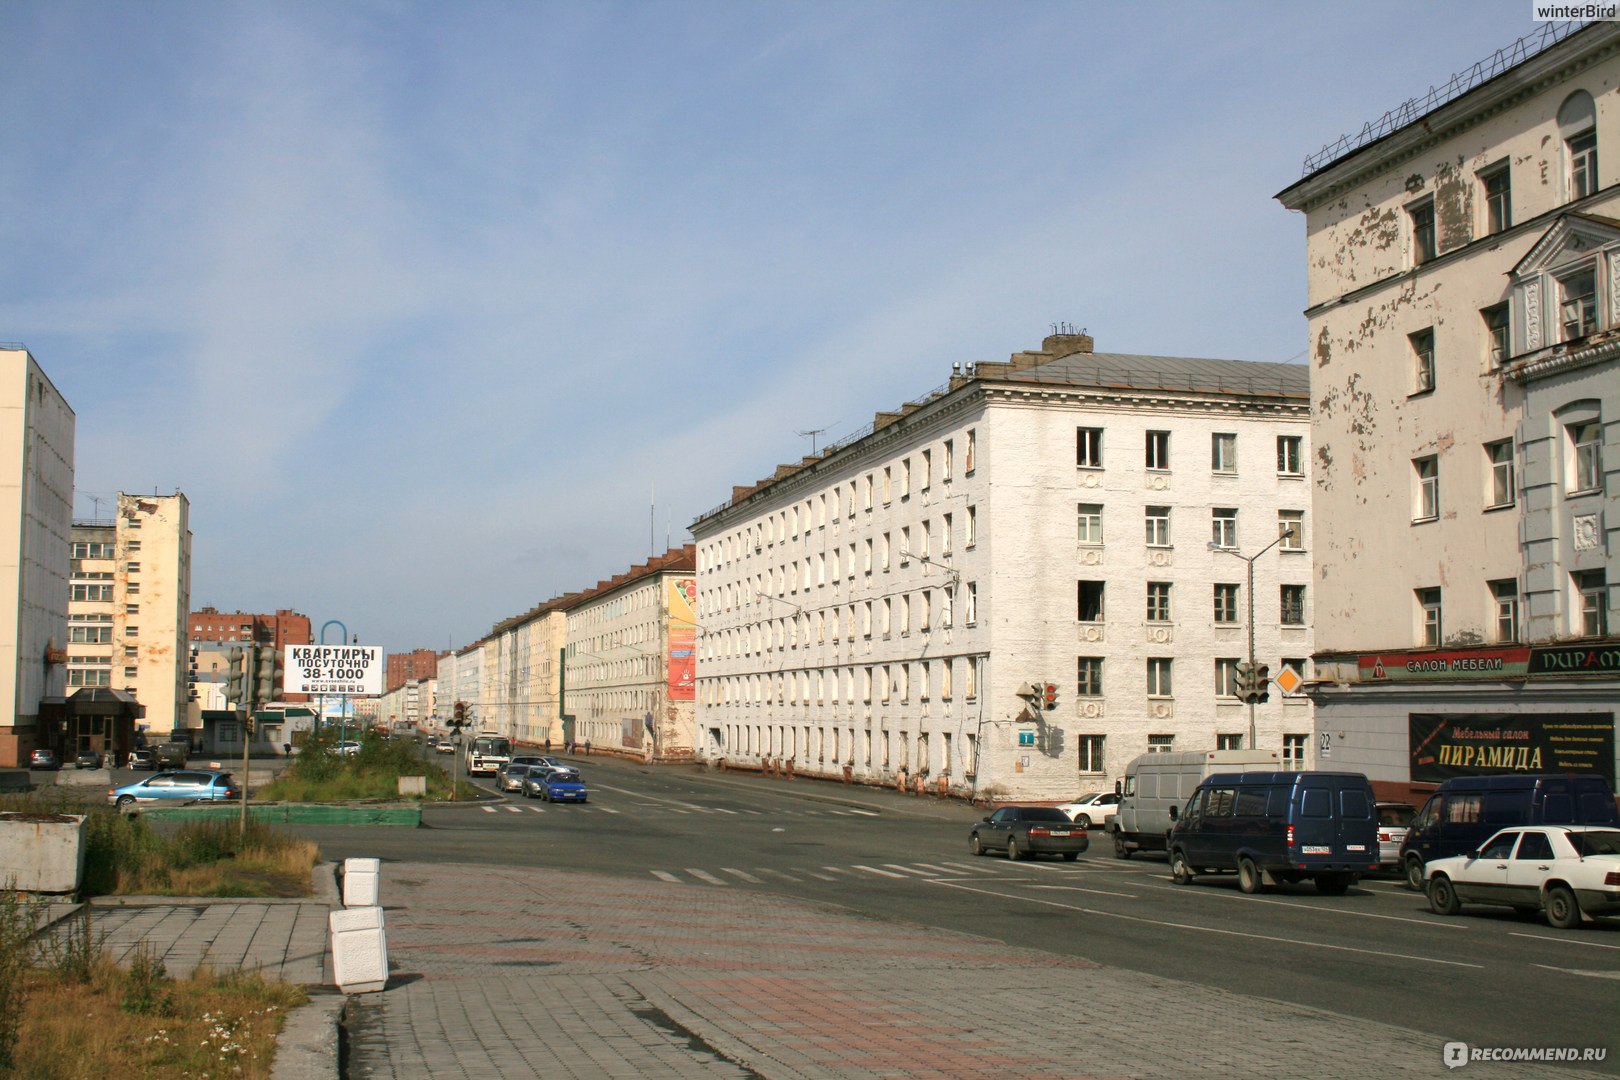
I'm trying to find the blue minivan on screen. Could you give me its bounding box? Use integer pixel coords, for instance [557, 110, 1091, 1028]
[1167, 771, 1380, 895]
[1398, 773, 1619, 889]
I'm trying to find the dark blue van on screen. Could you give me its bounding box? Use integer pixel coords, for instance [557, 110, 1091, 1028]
[1398, 774, 1619, 889]
[1167, 771, 1379, 895]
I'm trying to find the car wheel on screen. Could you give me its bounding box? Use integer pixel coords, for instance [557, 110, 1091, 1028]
[116, 795, 135, 811]
[1427, 875, 1461, 916]
[1403, 854, 1425, 891]
[1076, 814, 1092, 829]
[1238, 856, 1265, 894]
[1170, 848, 1195, 885]
[970, 833, 985, 856]
[1314, 873, 1351, 896]
[1547, 884, 1583, 930]
[1007, 837, 1022, 861]
[1113, 834, 1132, 860]
[1062, 852, 1079, 862]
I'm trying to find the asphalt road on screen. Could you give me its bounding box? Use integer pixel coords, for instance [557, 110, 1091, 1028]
[299, 752, 1619, 1070]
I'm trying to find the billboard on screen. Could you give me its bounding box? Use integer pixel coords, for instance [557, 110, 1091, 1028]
[285, 645, 384, 696]
[666, 577, 696, 702]
[1409, 712, 1615, 784]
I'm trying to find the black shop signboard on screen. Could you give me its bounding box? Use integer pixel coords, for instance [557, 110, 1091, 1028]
[1409, 713, 1615, 784]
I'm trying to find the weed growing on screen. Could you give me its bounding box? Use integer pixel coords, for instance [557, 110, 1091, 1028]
[259, 730, 459, 802]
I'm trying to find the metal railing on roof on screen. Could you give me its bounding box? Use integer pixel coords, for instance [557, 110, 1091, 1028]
[1301, 20, 1586, 176]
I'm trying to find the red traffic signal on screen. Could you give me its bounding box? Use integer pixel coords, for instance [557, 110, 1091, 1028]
[1043, 682, 1057, 710]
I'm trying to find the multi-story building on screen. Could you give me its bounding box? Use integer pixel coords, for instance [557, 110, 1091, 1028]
[691, 332, 1312, 800]
[188, 607, 312, 648]
[66, 493, 192, 745]
[0, 346, 74, 766]
[563, 546, 697, 760]
[485, 597, 573, 745]
[434, 642, 484, 733]
[1276, 21, 1619, 802]
[386, 647, 441, 693]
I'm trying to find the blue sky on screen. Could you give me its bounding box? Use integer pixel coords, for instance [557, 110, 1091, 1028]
[0, 0, 1532, 652]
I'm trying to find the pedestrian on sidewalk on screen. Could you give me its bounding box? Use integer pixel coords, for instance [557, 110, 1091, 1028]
[584, 739, 591, 757]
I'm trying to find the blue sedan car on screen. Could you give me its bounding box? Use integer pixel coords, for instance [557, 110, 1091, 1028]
[107, 770, 239, 810]
[539, 772, 587, 803]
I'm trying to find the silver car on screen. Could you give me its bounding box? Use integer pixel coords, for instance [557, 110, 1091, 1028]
[501, 765, 534, 793]
[1377, 801, 1416, 869]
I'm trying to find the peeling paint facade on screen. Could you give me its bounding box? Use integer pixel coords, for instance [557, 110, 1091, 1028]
[1278, 23, 1620, 802]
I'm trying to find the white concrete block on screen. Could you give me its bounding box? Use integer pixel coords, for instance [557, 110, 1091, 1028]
[0, 812, 86, 893]
[342, 857, 380, 907]
[329, 905, 388, 993]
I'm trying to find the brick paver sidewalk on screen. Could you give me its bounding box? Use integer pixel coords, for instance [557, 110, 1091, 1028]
[345, 862, 1591, 1079]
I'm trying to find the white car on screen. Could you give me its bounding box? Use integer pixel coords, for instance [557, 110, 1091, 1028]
[334, 741, 362, 756]
[1055, 791, 1120, 829]
[1424, 825, 1620, 929]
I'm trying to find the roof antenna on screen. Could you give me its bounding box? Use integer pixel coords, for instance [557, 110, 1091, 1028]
[796, 427, 829, 454]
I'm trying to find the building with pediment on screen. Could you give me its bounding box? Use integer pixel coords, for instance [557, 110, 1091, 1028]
[1277, 21, 1619, 806]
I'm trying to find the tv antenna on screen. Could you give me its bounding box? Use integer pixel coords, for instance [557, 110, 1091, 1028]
[796, 427, 829, 454]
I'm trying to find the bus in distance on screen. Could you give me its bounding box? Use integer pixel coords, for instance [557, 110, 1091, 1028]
[466, 732, 512, 776]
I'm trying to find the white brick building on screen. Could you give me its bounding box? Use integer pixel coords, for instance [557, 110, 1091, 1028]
[692, 333, 1313, 801]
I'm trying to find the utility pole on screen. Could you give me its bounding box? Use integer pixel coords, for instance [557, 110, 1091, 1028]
[1211, 526, 1294, 750]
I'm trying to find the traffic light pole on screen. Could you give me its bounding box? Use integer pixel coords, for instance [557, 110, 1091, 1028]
[1212, 526, 1295, 751]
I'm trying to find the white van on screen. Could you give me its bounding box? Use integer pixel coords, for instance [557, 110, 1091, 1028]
[1110, 749, 1280, 858]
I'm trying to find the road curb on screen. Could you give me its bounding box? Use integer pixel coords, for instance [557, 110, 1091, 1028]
[271, 990, 344, 1080]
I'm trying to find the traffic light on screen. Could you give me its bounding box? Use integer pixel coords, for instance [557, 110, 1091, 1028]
[1253, 663, 1271, 704]
[225, 647, 245, 706]
[452, 701, 466, 729]
[256, 647, 283, 705]
[1043, 682, 1058, 710]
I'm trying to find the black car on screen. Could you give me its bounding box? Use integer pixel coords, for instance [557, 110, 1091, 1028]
[970, 806, 1089, 861]
[74, 750, 103, 769]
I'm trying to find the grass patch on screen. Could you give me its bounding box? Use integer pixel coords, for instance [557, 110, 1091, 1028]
[258, 731, 463, 802]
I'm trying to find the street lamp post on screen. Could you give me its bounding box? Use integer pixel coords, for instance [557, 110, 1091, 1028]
[1210, 526, 1296, 750]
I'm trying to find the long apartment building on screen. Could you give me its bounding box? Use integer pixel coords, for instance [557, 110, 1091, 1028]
[691, 332, 1313, 801]
[1277, 21, 1619, 802]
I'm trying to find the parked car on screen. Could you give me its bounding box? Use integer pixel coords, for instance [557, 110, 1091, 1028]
[107, 770, 240, 810]
[1376, 801, 1416, 869]
[28, 748, 59, 770]
[127, 748, 156, 770]
[1399, 774, 1619, 889]
[969, 806, 1088, 861]
[1424, 825, 1620, 929]
[1167, 771, 1379, 895]
[333, 741, 362, 757]
[74, 750, 103, 770]
[1057, 791, 1121, 829]
[501, 765, 534, 793]
[538, 772, 587, 803]
[154, 742, 190, 768]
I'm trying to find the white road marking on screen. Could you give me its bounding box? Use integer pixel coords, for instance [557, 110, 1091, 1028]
[481, 806, 497, 814]
[686, 869, 727, 885]
[651, 871, 681, 883]
[529, 807, 546, 813]
[597, 807, 620, 814]
[844, 808, 880, 816]
[925, 879, 1482, 968]
[753, 868, 802, 883]
[852, 864, 908, 879]
[913, 863, 956, 875]
[1512, 932, 1620, 952]
[937, 861, 1000, 875]
[720, 867, 764, 883]
[1533, 964, 1620, 980]
[797, 869, 839, 881]
[1027, 884, 1140, 899]
[821, 866, 855, 875]
[883, 864, 939, 876]
[505, 806, 523, 813]
[1132, 880, 1467, 929]
[712, 808, 739, 815]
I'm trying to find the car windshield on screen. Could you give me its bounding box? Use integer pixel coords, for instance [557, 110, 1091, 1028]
[1022, 808, 1072, 822]
[1568, 830, 1620, 857]
[1379, 805, 1415, 827]
[1074, 792, 1101, 803]
[473, 737, 511, 756]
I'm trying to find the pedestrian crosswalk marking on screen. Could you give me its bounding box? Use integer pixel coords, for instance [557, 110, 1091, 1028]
[506, 806, 523, 813]
[482, 806, 497, 813]
[529, 806, 546, 813]
[754, 868, 802, 883]
[883, 863, 937, 876]
[852, 864, 908, 879]
[597, 807, 619, 814]
[938, 861, 1000, 874]
[647, 859, 1071, 887]
[686, 868, 727, 885]
[651, 871, 681, 883]
[721, 868, 764, 883]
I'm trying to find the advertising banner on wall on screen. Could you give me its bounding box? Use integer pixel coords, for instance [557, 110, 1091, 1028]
[666, 577, 696, 702]
[1409, 713, 1615, 783]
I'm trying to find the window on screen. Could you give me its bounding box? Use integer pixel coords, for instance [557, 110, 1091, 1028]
[1077, 503, 1103, 545]
[1280, 584, 1306, 626]
[70, 584, 113, 602]
[1147, 735, 1175, 754]
[1146, 582, 1171, 623]
[1077, 657, 1103, 697]
[901, 458, 911, 498]
[1147, 658, 1173, 697]
[881, 532, 891, 572]
[1486, 440, 1515, 508]
[863, 474, 873, 511]
[920, 449, 931, 490]
[1414, 456, 1439, 520]
[1491, 579, 1519, 643]
[1216, 734, 1245, 751]
[1145, 506, 1170, 547]
[965, 505, 976, 547]
[1282, 735, 1308, 771]
[1575, 570, 1608, 637]
[1215, 658, 1242, 697]
[124, 625, 139, 638]
[1481, 164, 1511, 235]
[1211, 508, 1237, 549]
[1570, 420, 1602, 492]
[1077, 735, 1105, 773]
[1417, 587, 1443, 646]
[1077, 581, 1105, 622]
[881, 598, 892, 637]
[965, 582, 978, 625]
[942, 513, 953, 555]
[1562, 90, 1599, 199]
[1409, 199, 1436, 265]
[1277, 435, 1303, 476]
[1278, 510, 1304, 550]
[882, 467, 892, 505]
[900, 594, 910, 634]
[964, 429, 976, 473]
[1410, 328, 1435, 393]
[920, 590, 931, 631]
[1482, 304, 1510, 369]
[1560, 270, 1597, 340]
[965, 656, 977, 699]
[943, 439, 954, 481]
[1211, 433, 1237, 473]
[1214, 583, 1239, 624]
[863, 602, 873, 638]
[1077, 427, 1103, 468]
[1146, 430, 1170, 470]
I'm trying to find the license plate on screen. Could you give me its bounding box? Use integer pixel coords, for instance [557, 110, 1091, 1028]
[1347, 845, 1367, 852]
[1050, 830, 1071, 836]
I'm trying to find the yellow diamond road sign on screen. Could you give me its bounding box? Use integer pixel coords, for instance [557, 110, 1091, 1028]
[1274, 664, 1303, 696]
